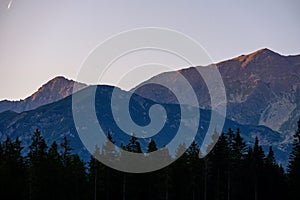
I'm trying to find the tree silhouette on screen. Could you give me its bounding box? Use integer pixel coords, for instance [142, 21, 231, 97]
[288, 119, 300, 200]
[0, 126, 294, 200]
[0, 137, 27, 199]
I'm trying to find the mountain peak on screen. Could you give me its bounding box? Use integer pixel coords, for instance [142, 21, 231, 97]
[30, 76, 86, 102]
[250, 48, 280, 56]
[44, 76, 72, 85]
[234, 48, 281, 67]
[0, 76, 87, 113]
[51, 75, 69, 80]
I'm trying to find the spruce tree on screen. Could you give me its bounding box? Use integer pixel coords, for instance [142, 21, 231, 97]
[232, 128, 247, 160]
[288, 119, 300, 200]
[147, 139, 158, 153]
[266, 146, 276, 166]
[144, 139, 159, 200]
[186, 141, 202, 200]
[123, 134, 144, 200]
[101, 133, 122, 200]
[126, 134, 142, 153]
[28, 129, 48, 162]
[28, 129, 48, 200]
[47, 141, 63, 200]
[208, 132, 229, 200]
[88, 145, 104, 200]
[60, 136, 74, 199]
[61, 136, 72, 167]
[262, 146, 287, 200]
[172, 143, 189, 200]
[69, 154, 87, 200]
[101, 132, 119, 164]
[0, 137, 27, 199]
[251, 136, 265, 200]
[231, 129, 247, 200]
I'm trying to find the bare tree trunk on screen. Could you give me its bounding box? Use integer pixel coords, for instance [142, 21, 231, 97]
[254, 173, 258, 200]
[217, 169, 220, 200]
[204, 159, 208, 200]
[192, 187, 195, 200]
[227, 169, 230, 200]
[123, 174, 126, 200]
[29, 168, 33, 200]
[254, 180, 258, 200]
[94, 167, 97, 200]
[106, 169, 110, 200]
[165, 187, 169, 200]
[165, 172, 169, 200]
[29, 176, 32, 200]
[192, 175, 195, 200]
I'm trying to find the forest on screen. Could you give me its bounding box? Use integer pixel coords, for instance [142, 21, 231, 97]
[0, 120, 300, 200]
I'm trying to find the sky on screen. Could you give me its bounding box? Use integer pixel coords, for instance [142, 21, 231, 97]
[0, 0, 299, 100]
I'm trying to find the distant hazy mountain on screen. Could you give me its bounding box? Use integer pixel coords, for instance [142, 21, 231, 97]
[133, 48, 300, 143]
[0, 76, 87, 113]
[0, 85, 288, 165]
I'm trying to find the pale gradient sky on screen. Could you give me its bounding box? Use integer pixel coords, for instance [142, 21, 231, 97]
[0, 0, 299, 100]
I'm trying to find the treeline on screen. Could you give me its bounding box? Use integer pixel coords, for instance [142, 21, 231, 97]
[0, 121, 300, 200]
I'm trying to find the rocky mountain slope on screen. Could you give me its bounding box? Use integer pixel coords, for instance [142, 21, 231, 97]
[0, 85, 288, 165]
[0, 48, 298, 166]
[133, 48, 300, 143]
[0, 76, 87, 113]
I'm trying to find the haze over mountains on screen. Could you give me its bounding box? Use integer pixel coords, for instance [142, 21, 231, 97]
[0, 48, 299, 165]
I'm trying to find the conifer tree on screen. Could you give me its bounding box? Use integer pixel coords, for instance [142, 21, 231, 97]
[28, 129, 48, 162]
[126, 134, 142, 153]
[209, 132, 230, 200]
[61, 136, 72, 167]
[0, 137, 27, 199]
[232, 128, 247, 160]
[60, 136, 75, 199]
[69, 154, 87, 200]
[88, 145, 104, 200]
[101, 133, 122, 200]
[288, 119, 300, 200]
[147, 139, 158, 153]
[230, 129, 247, 200]
[28, 129, 48, 200]
[251, 136, 265, 200]
[266, 146, 276, 166]
[144, 139, 159, 200]
[172, 143, 189, 200]
[102, 132, 119, 164]
[47, 141, 63, 200]
[186, 141, 202, 200]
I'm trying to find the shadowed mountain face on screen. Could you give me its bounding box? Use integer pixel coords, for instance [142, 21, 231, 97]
[133, 48, 300, 143]
[0, 85, 288, 165]
[0, 48, 297, 166]
[0, 76, 87, 113]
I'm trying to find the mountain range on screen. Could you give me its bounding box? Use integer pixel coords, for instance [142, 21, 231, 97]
[134, 48, 300, 143]
[0, 48, 299, 166]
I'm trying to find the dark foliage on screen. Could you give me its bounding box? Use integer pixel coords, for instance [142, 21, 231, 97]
[288, 119, 300, 200]
[1, 124, 298, 200]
